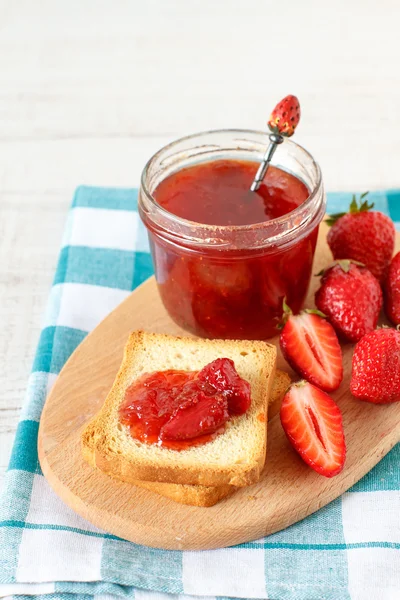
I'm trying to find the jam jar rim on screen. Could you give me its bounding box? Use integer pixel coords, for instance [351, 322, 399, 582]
[139, 129, 325, 251]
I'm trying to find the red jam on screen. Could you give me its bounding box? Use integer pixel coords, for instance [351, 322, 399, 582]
[149, 159, 318, 339]
[154, 159, 308, 226]
[119, 358, 251, 450]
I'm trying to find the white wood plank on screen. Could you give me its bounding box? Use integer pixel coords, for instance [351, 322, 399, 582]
[0, 133, 399, 195]
[0, 137, 172, 192]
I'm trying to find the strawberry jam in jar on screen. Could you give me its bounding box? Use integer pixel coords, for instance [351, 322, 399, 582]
[139, 130, 325, 339]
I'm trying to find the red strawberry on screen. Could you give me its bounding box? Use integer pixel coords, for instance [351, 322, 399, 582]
[268, 95, 300, 137]
[350, 328, 400, 403]
[384, 252, 400, 325]
[280, 381, 346, 477]
[326, 193, 395, 283]
[279, 301, 343, 392]
[315, 260, 383, 342]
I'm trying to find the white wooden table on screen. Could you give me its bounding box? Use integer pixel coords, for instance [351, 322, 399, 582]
[1, 0, 400, 492]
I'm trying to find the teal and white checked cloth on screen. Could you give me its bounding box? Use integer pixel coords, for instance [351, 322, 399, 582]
[1, 186, 400, 600]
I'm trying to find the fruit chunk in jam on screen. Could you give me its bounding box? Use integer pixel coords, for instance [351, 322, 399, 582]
[148, 159, 317, 340]
[119, 358, 251, 450]
[197, 357, 251, 414]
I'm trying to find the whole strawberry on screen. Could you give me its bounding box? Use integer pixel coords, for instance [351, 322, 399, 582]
[326, 193, 395, 283]
[268, 95, 300, 137]
[315, 260, 383, 342]
[350, 328, 400, 403]
[384, 252, 400, 325]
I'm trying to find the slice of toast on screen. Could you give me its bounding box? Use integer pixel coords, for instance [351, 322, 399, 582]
[83, 369, 290, 506]
[268, 369, 291, 420]
[82, 330, 277, 488]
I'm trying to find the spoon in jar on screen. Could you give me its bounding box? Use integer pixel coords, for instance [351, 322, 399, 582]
[250, 95, 301, 192]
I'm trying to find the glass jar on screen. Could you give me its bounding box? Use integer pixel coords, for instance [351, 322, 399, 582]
[138, 129, 325, 340]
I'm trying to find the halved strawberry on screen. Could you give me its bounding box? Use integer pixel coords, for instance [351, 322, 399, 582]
[279, 302, 343, 392]
[280, 381, 346, 477]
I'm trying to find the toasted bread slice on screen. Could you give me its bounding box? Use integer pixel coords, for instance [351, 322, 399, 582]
[128, 370, 290, 506]
[82, 331, 276, 487]
[82, 369, 291, 506]
[82, 426, 234, 507]
[268, 369, 291, 420]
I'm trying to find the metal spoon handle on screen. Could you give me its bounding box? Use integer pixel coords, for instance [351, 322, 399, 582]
[250, 133, 283, 192]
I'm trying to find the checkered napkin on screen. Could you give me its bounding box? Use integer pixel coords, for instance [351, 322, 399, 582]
[1, 187, 400, 600]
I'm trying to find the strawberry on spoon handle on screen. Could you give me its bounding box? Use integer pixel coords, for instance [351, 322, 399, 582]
[250, 95, 301, 192]
[268, 95, 301, 137]
[280, 381, 346, 478]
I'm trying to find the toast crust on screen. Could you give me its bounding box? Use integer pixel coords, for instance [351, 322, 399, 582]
[82, 331, 277, 488]
[82, 440, 235, 507]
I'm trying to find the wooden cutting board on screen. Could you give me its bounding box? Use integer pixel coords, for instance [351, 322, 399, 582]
[38, 223, 400, 550]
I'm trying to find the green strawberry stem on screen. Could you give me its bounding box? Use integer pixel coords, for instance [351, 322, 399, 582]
[277, 298, 326, 329]
[316, 259, 365, 277]
[291, 380, 308, 388]
[326, 192, 373, 227]
[304, 308, 328, 318]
